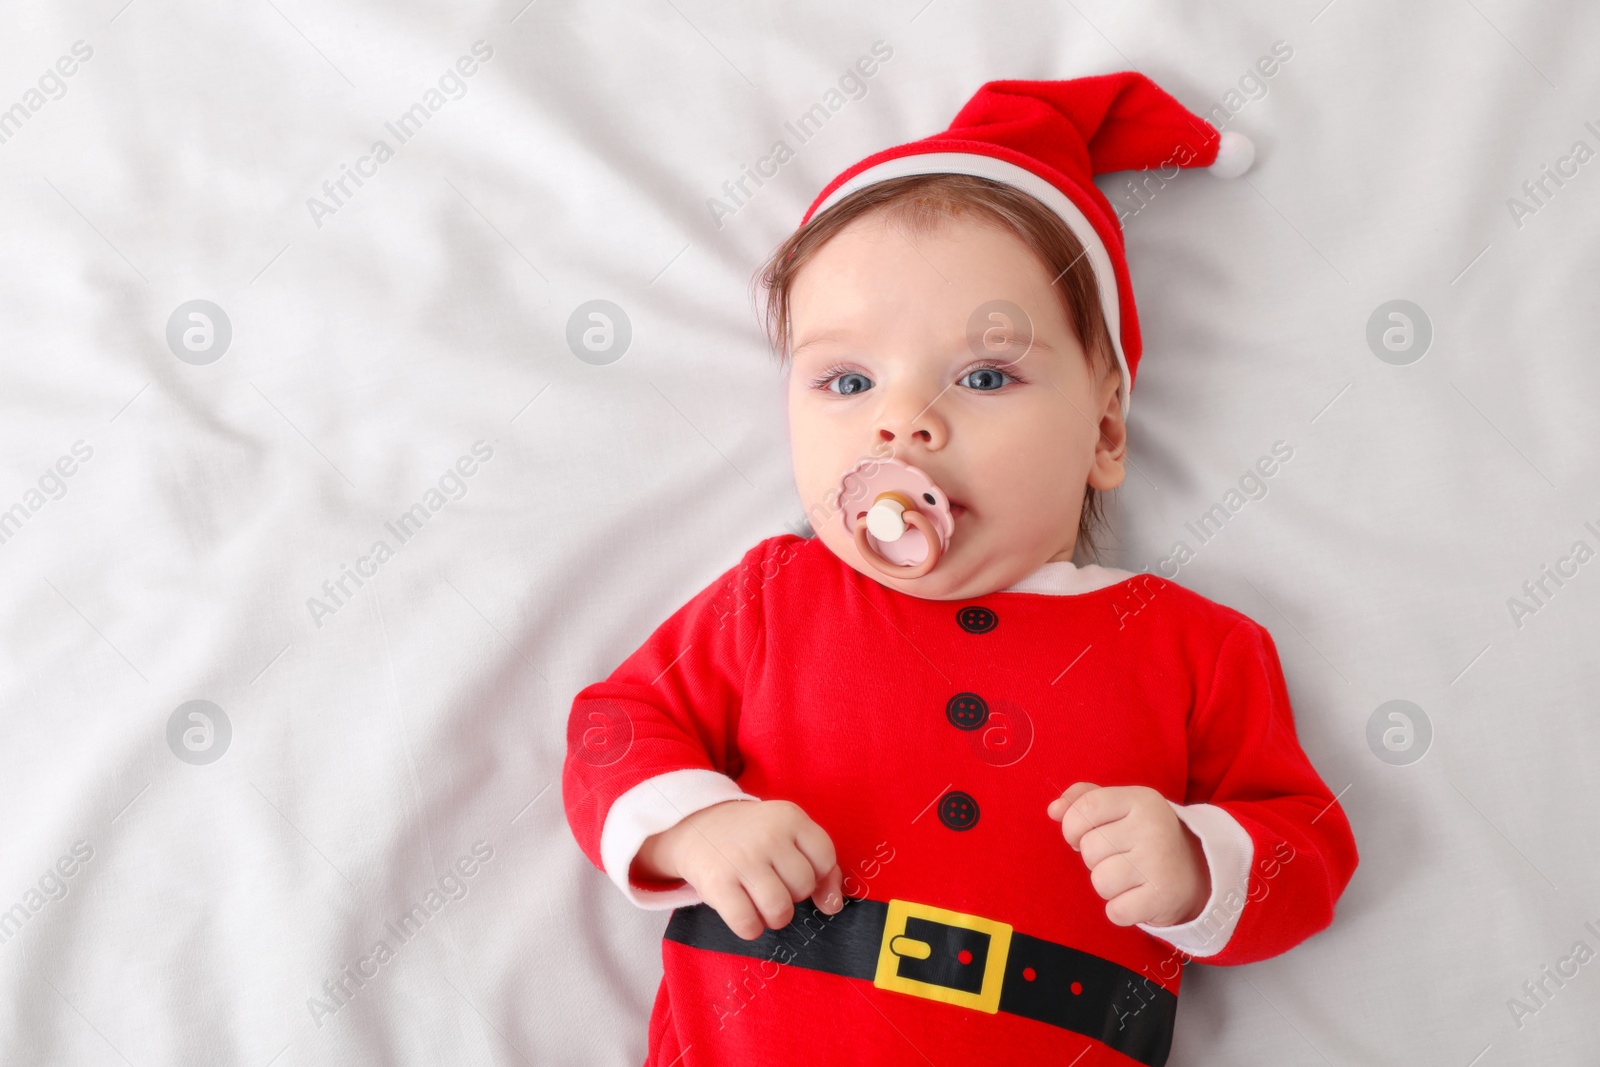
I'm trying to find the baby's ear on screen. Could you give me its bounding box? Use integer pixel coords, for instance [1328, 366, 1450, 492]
[1088, 372, 1127, 491]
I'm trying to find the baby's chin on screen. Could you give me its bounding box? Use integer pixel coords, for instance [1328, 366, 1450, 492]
[817, 524, 1026, 602]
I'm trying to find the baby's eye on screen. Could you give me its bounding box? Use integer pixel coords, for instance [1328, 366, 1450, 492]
[959, 365, 1014, 391]
[828, 371, 873, 396]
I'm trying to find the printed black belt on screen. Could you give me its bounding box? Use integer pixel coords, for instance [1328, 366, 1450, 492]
[664, 896, 1177, 1066]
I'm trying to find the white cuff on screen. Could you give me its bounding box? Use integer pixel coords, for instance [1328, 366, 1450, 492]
[1136, 801, 1254, 958]
[598, 768, 760, 910]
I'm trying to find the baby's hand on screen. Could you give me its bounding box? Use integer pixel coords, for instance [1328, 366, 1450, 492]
[1047, 783, 1210, 928]
[633, 799, 844, 940]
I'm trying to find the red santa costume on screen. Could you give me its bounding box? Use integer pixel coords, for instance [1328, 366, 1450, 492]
[563, 72, 1358, 1067]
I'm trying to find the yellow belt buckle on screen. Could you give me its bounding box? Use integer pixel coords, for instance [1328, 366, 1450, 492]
[873, 898, 1013, 1014]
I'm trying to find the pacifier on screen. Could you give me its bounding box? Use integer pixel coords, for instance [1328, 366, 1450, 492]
[837, 456, 955, 580]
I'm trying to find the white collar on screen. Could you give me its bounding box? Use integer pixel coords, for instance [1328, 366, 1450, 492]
[1001, 557, 1138, 597]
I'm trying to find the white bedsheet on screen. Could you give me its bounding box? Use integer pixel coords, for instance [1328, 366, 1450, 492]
[2, 0, 1598, 1063]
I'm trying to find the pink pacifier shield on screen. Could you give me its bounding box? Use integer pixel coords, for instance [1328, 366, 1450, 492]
[838, 456, 955, 567]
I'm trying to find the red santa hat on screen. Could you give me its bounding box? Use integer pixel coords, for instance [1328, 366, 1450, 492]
[800, 72, 1255, 418]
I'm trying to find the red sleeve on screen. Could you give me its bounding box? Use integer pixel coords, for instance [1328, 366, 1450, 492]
[561, 537, 778, 885]
[1179, 618, 1360, 966]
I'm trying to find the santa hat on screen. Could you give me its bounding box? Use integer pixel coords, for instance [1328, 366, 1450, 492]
[800, 72, 1255, 418]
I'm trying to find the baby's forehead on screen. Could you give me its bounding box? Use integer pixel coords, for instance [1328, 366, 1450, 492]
[801, 210, 1057, 293]
[828, 205, 1034, 251]
[790, 220, 1072, 341]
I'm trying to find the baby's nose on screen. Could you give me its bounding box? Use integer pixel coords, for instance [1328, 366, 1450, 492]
[873, 392, 948, 450]
[876, 424, 933, 444]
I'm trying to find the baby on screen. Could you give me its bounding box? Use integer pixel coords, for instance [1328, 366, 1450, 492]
[564, 72, 1358, 1067]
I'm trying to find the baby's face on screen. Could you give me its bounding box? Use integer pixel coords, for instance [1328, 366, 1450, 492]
[785, 210, 1127, 600]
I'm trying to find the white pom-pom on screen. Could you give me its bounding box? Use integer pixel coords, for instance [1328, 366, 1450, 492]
[1208, 130, 1255, 178]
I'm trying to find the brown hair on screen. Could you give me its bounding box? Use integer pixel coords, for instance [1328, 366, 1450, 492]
[755, 172, 1120, 562]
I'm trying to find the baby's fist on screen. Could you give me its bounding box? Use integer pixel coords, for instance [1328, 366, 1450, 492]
[1048, 783, 1210, 928]
[635, 798, 844, 940]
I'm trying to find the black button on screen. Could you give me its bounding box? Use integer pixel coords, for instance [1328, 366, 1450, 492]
[938, 790, 980, 830]
[945, 693, 989, 731]
[956, 606, 996, 634]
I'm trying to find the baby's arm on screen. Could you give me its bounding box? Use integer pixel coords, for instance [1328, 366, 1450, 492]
[563, 538, 841, 932]
[1139, 617, 1359, 966]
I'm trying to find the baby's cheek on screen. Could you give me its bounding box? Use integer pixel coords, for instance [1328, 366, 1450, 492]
[978, 478, 1081, 553]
